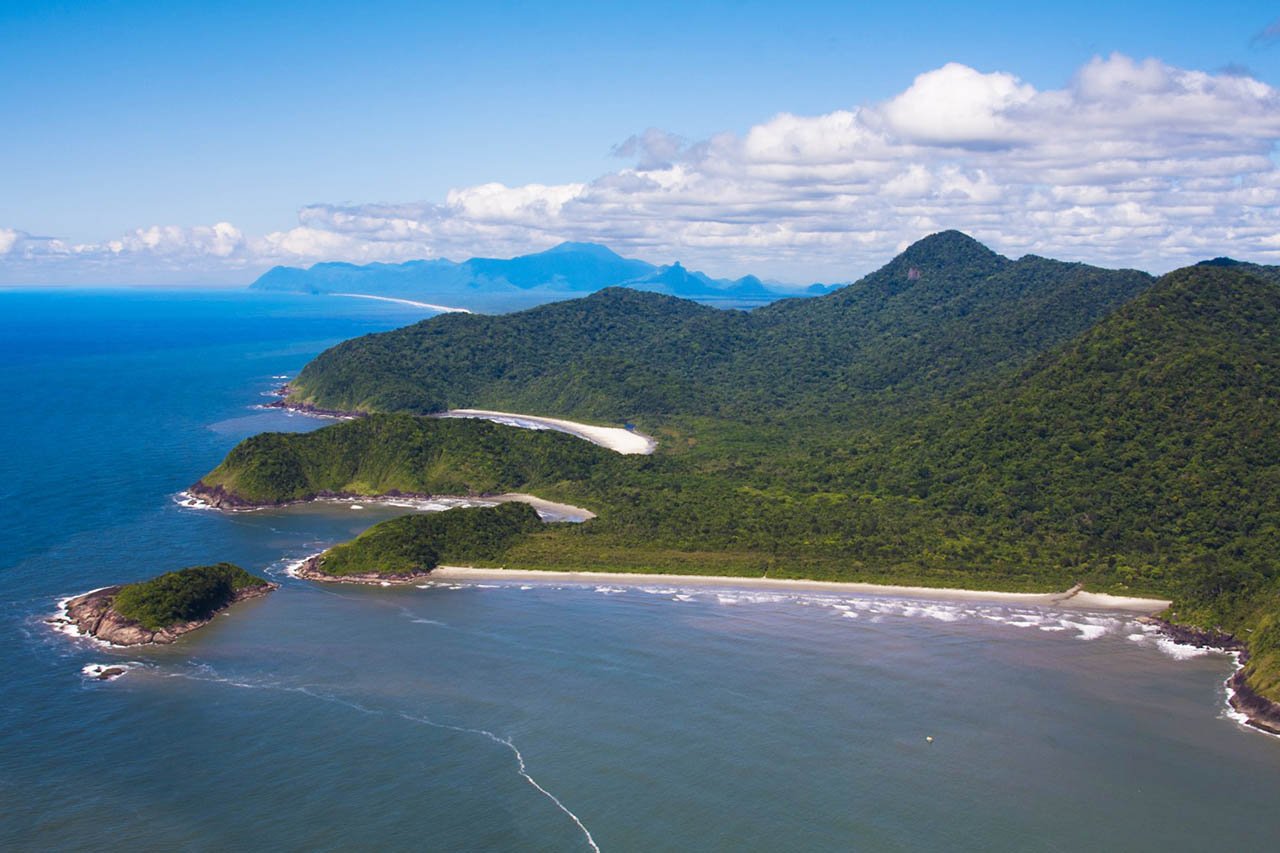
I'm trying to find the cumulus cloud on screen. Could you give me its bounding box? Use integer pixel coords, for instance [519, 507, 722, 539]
[5, 53, 1280, 283]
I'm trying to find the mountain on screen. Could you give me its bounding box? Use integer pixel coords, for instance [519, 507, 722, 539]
[285, 231, 1153, 420]
[250, 241, 818, 308]
[207, 233, 1280, 708]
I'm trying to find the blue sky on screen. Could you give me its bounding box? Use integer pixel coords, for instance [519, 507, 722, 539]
[3, 0, 1280, 283]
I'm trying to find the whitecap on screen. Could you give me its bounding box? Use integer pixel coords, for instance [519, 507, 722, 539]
[82, 662, 137, 681]
[1061, 621, 1109, 640]
[1155, 638, 1213, 660]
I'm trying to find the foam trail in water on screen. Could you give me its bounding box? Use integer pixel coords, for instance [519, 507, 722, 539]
[399, 711, 599, 852]
[163, 668, 599, 851]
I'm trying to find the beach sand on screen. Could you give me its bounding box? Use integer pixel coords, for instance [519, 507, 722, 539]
[439, 409, 657, 455]
[331, 292, 472, 314]
[428, 566, 1172, 613]
[489, 493, 596, 521]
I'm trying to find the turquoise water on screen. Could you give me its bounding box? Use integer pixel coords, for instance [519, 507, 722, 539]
[2, 290, 1279, 851]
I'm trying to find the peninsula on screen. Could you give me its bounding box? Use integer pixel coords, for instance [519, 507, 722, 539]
[199, 231, 1280, 730]
[54, 563, 276, 646]
[296, 503, 543, 583]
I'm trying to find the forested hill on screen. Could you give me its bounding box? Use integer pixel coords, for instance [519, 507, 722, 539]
[286, 231, 1153, 421]
[837, 264, 1280, 587]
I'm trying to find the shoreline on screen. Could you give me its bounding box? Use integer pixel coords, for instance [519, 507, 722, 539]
[260, 386, 656, 456]
[436, 409, 657, 455]
[49, 582, 277, 647]
[426, 566, 1172, 613]
[330, 292, 473, 314]
[177, 487, 596, 522]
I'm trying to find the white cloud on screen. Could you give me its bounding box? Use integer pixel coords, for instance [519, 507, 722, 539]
[5, 53, 1280, 284]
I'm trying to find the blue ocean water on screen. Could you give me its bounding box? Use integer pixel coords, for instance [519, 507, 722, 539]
[2, 289, 1279, 851]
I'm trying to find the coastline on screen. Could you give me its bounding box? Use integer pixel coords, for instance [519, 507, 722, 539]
[293, 553, 430, 586]
[330, 292, 473, 314]
[435, 409, 657, 455]
[50, 582, 277, 646]
[260, 385, 656, 456]
[426, 566, 1172, 613]
[178, 487, 596, 522]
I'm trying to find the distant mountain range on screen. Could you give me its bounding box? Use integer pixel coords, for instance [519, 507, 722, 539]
[249, 241, 838, 309]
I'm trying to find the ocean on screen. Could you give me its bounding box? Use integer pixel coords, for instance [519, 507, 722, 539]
[2, 289, 1278, 851]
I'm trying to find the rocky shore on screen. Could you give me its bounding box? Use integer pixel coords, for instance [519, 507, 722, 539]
[1227, 669, 1280, 736]
[185, 481, 495, 511]
[1144, 617, 1280, 736]
[54, 583, 277, 646]
[294, 554, 430, 585]
[264, 384, 365, 420]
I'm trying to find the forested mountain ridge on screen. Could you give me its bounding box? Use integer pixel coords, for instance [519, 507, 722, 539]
[206, 236, 1280, 708]
[286, 231, 1153, 421]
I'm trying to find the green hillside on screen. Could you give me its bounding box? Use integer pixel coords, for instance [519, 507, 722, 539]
[310, 503, 544, 578]
[203, 234, 1280, 701]
[194, 414, 613, 505]
[286, 231, 1152, 423]
[114, 563, 272, 631]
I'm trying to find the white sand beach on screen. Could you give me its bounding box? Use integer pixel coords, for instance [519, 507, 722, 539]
[439, 409, 657, 454]
[489, 493, 596, 521]
[331, 292, 472, 314]
[428, 566, 1172, 613]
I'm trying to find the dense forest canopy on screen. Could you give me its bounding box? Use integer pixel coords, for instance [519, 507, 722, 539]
[287, 231, 1152, 423]
[312, 503, 544, 577]
[204, 232, 1280, 700]
[113, 563, 271, 631]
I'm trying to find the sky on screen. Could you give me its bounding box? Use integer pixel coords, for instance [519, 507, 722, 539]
[3, 0, 1280, 285]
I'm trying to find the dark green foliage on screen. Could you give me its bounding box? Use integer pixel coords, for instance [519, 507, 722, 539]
[113, 563, 270, 631]
[286, 231, 1152, 422]
[314, 503, 544, 577]
[198, 414, 613, 504]
[208, 234, 1280, 699]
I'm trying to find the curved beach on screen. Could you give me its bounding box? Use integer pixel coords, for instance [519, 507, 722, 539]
[438, 409, 657, 455]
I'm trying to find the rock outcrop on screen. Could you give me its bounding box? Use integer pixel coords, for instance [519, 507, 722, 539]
[58, 583, 276, 646]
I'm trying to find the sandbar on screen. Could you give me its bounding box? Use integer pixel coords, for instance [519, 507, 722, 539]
[331, 292, 472, 314]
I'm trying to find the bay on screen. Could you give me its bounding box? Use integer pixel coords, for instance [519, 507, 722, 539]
[2, 289, 1277, 851]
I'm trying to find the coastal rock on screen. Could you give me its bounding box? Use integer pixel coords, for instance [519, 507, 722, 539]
[60, 583, 277, 646]
[1228, 669, 1280, 736]
[1146, 618, 1280, 735]
[264, 384, 366, 420]
[1143, 618, 1244, 652]
[186, 481, 258, 509]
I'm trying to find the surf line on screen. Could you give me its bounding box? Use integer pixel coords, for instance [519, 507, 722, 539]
[161, 669, 599, 851]
[398, 711, 600, 852]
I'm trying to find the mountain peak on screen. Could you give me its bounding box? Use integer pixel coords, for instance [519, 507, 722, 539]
[898, 230, 1002, 264]
[871, 231, 1008, 286]
[540, 241, 625, 260]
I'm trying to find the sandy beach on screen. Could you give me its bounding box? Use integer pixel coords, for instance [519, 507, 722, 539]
[488, 492, 596, 521]
[438, 409, 657, 455]
[428, 566, 1172, 613]
[331, 292, 472, 314]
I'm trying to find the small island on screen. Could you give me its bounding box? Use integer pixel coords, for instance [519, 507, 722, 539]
[57, 563, 277, 645]
[298, 502, 542, 583]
